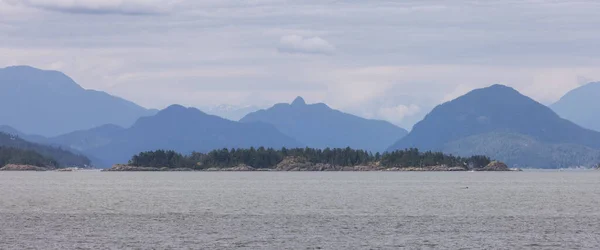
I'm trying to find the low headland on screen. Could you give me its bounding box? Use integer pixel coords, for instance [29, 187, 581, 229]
[104, 148, 512, 172]
[0, 146, 94, 171]
[0, 147, 58, 171]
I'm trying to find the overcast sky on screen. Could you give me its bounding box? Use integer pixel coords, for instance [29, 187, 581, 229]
[2, 0, 600, 129]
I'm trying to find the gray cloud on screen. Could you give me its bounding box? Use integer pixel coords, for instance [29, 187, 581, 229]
[3, 0, 169, 15]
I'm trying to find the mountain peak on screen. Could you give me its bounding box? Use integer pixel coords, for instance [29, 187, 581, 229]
[479, 84, 519, 94]
[0, 66, 155, 136]
[291, 96, 306, 106]
[241, 97, 408, 152]
[157, 104, 207, 117]
[3, 65, 40, 71]
[488, 83, 511, 89]
[164, 104, 188, 111]
[551, 81, 600, 131]
[388, 83, 600, 152]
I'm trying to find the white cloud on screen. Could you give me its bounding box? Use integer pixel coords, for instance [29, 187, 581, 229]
[278, 35, 336, 55]
[377, 104, 421, 125]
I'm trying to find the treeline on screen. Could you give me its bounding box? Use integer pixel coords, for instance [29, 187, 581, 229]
[128, 147, 491, 169]
[0, 146, 58, 168]
[0, 132, 90, 167]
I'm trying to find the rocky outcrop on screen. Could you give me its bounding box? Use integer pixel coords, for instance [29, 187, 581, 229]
[204, 164, 256, 171]
[274, 157, 315, 171]
[104, 164, 160, 171]
[384, 165, 467, 171]
[0, 164, 51, 171]
[274, 157, 385, 171]
[477, 161, 510, 171]
[102, 160, 510, 172]
[103, 164, 194, 171]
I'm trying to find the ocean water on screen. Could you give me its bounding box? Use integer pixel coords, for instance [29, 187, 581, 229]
[1, 171, 599, 249]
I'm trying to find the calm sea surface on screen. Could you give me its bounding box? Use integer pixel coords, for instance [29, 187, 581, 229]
[1, 171, 600, 249]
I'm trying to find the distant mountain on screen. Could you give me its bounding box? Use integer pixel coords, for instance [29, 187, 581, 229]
[387, 84, 600, 168]
[0, 132, 90, 167]
[0, 66, 156, 136]
[0, 125, 47, 143]
[61, 105, 302, 167]
[240, 97, 408, 152]
[551, 82, 600, 132]
[49, 124, 125, 152]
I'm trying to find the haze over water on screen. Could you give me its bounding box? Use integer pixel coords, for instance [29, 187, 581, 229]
[1, 172, 600, 249]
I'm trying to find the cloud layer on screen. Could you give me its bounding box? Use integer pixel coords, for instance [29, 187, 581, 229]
[278, 35, 336, 55]
[4, 0, 169, 15]
[2, 0, 600, 129]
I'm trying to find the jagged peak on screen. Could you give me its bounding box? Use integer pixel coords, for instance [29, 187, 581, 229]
[291, 96, 306, 106]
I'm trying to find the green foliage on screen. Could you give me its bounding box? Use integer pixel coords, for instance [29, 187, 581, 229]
[128, 150, 191, 168]
[0, 146, 58, 168]
[380, 148, 490, 168]
[127, 147, 491, 170]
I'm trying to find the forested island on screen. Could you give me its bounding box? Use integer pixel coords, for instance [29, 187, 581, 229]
[106, 147, 510, 171]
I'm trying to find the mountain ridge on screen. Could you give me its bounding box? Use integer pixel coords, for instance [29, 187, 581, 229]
[241, 97, 408, 152]
[387, 84, 600, 168]
[57, 104, 303, 167]
[0, 65, 156, 136]
[551, 81, 600, 132]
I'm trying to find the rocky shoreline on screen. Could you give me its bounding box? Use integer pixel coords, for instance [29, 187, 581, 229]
[103, 161, 513, 172]
[0, 164, 53, 171]
[0, 161, 515, 172]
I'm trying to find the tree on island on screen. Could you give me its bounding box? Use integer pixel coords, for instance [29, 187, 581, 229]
[126, 147, 491, 170]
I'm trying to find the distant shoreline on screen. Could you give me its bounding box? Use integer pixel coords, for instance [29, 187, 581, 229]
[102, 163, 514, 172]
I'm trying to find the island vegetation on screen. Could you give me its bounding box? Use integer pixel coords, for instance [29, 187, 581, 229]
[107, 147, 507, 171]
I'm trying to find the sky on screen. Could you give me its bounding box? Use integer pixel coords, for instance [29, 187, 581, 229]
[2, 0, 600, 129]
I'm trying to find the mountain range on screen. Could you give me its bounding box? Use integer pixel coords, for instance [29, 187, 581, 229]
[388, 84, 600, 168]
[241, 97, 408, 152]
[1, 65, 600, 168]
[551, 82, 600, 132]
[46, 105, 302, 166]
[0, 66, 156, 136]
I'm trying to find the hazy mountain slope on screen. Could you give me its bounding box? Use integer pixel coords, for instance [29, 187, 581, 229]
[75, 105, 303, 166]
[389, 84, 600, 151]
[442, 132, 600, 168]
[0, 125, 47, 143]
[387, 84, 600, 168]
[551, 82, 600, 132]
[0, 132, 90, 167]
[241, 97, 408, 152]
[0, 66, 156, 136]
[48, 124, 125, 152]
